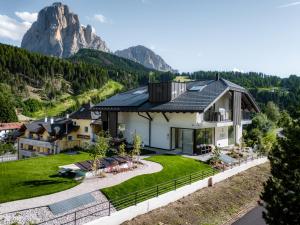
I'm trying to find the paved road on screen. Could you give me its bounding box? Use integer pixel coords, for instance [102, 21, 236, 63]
[232, 206, 267, 225]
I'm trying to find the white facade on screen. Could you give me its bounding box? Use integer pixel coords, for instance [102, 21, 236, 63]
[118, 111, 240, 151]
[113, 91, 254, 153]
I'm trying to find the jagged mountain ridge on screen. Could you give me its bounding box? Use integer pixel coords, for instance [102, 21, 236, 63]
[115, 45, 176, 73]
[21, 2, 109, 58]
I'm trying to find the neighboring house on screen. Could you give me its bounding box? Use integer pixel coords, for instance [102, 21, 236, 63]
[69, 103, 101, 145]
[93, 75, 260, 155]
[18, 103, 101, 158]
[0, 123, 22, 141]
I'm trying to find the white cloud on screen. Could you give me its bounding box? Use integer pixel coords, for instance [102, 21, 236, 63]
[149, 45, 156, 50]
[0, 14, 31, 41]
[277, 1, 300, 8]
[233, 68, 244, 73]
[15, 11, 37, 23]
[93, 14, 107, 23]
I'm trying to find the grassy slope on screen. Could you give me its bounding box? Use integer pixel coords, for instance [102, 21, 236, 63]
[0, 152, 90, 203]
[30, 80, 123, 118]
[122, 163, 270, 225]
[101, 155, 213, 201]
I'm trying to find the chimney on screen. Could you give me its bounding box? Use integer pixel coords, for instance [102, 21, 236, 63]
[216, 73, 220, 81]
[66, 114, 69, 119]
[50, 117, 54, 124]
[44, 117, 48, 123]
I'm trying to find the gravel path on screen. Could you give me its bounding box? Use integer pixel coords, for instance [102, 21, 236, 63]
[0, 191, 113, 225]
[0, 160, 163, 214]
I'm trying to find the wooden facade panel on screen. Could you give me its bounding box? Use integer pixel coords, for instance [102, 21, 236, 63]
[149, 82, 187, 103]
[233, 91, 242, 125]
[108, 112, 118, 137]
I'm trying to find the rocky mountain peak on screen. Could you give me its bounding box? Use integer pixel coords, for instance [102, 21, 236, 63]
[115, 45, 176, 73]
[21, 2, 109, 58]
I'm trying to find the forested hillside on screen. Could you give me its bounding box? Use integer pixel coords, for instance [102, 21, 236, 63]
[184, 71, 300, 117]
[1, 43, 300, 122]
[0, 44, 159, 98]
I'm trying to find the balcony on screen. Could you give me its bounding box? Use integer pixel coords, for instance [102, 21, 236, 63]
[242, 111, 253, 120]
[19, 137, 54, 149]
[19, 149, 52, 158]
[204, 110, 232, 122]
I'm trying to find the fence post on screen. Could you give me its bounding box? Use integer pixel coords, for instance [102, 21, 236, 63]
[108, 201, 111, 216]
[156, 185, 159, 197]
[74, 211, 77, 225]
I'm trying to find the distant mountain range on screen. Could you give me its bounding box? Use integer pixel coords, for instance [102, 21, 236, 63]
[115, 45, 176, 73]
[21, 2, 176, 72]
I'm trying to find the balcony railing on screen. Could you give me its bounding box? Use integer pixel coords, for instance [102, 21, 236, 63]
[204, 110, 232, 122]
[242, 111, 253, 120]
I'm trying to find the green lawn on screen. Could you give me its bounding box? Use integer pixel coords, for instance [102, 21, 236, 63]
[101, 155, 214, 209]
[0, 152, 90, 203]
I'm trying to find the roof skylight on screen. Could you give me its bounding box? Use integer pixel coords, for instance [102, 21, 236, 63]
[189, 85, 206, 91]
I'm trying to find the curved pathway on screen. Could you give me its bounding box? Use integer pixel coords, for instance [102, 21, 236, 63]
[0, 159, 163, 214]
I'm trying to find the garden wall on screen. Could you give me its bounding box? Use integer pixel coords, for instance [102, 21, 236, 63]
[86, 157, 268, 225]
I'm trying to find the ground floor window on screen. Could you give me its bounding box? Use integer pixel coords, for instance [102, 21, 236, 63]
[118, 123, 126, 138]
[195, 128, 214, 145]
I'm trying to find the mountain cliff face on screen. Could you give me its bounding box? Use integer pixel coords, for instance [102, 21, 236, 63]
[21, 2, 109, 58]
[115, 45, 176, 72]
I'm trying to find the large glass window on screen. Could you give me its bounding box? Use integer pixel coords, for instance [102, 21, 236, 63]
[195, 128, 214, 145]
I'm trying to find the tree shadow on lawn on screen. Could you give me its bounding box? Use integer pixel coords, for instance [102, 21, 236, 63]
[20, 179, 69, 187]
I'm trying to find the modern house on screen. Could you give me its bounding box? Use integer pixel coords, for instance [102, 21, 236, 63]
[93, 75, 260, 155]
[18, 103, 101, 158]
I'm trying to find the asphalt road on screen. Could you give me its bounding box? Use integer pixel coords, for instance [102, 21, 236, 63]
[232, 206, 267, 225]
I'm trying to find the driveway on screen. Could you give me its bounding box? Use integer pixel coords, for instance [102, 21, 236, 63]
[232, 206, 266, 225]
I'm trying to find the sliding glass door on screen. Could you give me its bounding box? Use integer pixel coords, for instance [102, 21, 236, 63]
[182, 129, 194, 154]
[172, 128, 194, 154]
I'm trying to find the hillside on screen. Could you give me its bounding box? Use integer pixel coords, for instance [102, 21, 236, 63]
[70, 48, 153, 74]
[27, 80, 122, 119]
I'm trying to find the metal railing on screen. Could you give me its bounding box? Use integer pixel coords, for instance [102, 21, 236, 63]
[36, 155, 265, 225]
[37, 168, 217, 225]
[204, 110, 232, 122]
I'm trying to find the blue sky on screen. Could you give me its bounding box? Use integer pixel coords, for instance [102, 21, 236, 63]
[1, 0, 300, 77]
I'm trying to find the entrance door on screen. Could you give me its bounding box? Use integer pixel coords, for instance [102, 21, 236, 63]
[182, 129, 194, 154]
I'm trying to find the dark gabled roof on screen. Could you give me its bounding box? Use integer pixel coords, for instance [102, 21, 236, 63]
[98, 86, 149, 107]
[23, 117, 79, 138]
[93, 78, 258, 113]
[69, 103, 98, 120]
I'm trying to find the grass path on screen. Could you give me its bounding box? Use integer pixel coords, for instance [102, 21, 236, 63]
[0, 152, 90, 203]
[31, 80, 123, 118]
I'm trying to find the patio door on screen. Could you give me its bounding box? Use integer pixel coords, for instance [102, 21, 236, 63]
[182, 129, 194, 155]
